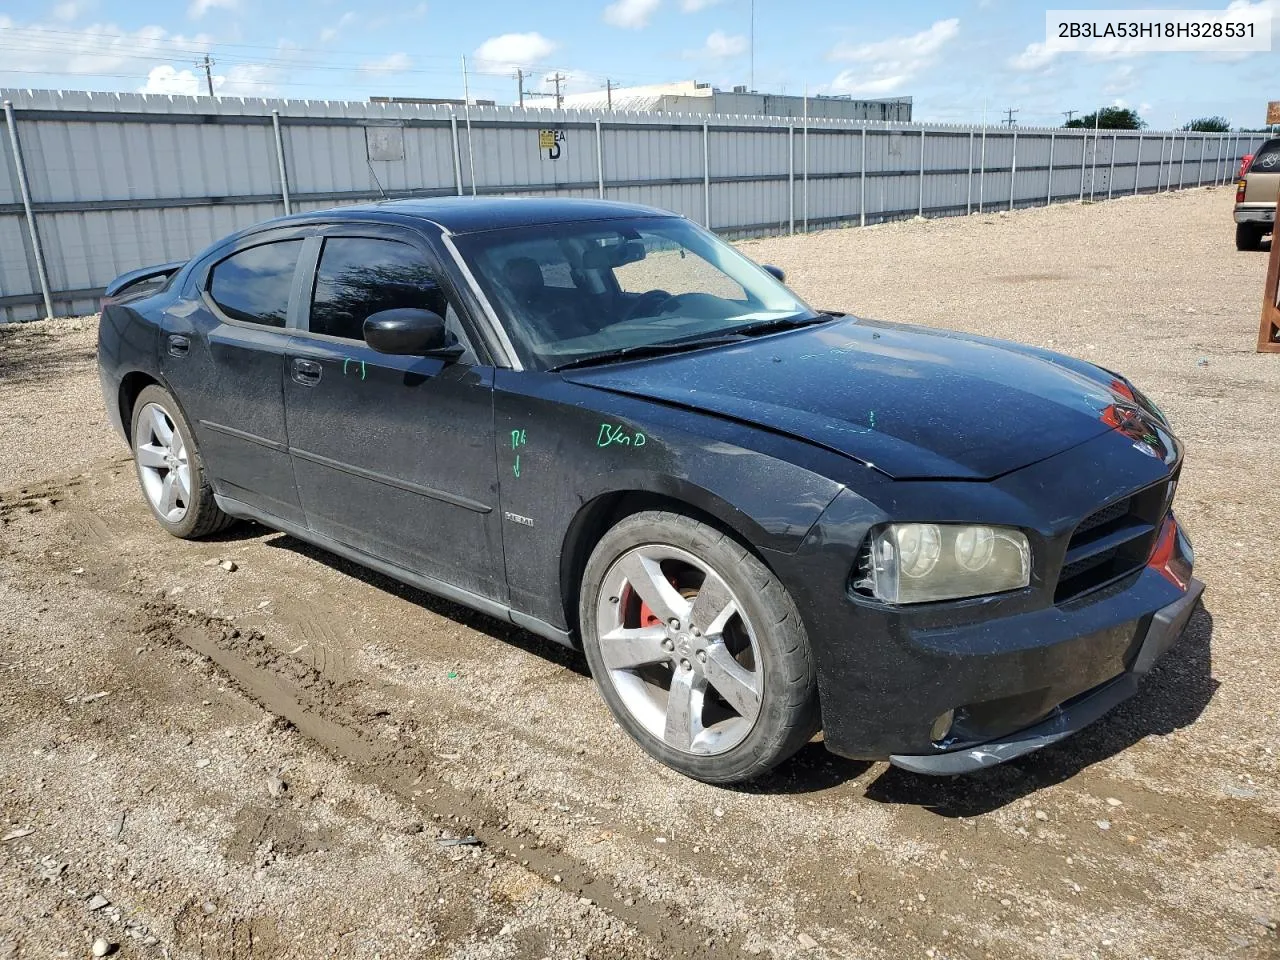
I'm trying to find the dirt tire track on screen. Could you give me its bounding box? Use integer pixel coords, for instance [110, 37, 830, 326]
[139, 598, 744, 960]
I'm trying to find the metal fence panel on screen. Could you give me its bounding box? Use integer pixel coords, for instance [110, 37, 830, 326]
[0, 87, 1269, 322]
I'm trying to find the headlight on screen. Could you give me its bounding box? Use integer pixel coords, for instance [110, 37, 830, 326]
[857, 523, 1031, 604]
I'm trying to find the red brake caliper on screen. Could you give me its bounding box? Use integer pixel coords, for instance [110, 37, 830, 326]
[636, 593, 664, 628]
[630, 577, 682, 629]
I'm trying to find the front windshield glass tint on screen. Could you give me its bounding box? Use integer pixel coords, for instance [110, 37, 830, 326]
[454, 217, 816, 370]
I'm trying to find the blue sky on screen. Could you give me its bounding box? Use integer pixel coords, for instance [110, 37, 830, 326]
[0, 0, 1274, 128]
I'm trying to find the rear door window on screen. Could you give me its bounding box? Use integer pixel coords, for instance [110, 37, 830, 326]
[207, 240, 303, 327]
[309, 237, 448, 341]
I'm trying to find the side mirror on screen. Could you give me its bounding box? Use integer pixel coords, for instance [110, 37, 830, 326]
[762, 264, 786, 283]
[363, 308, 464, 360]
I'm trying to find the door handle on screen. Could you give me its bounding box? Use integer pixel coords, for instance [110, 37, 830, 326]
[167, 334, 189, 357]
[291, 357, 323, 386]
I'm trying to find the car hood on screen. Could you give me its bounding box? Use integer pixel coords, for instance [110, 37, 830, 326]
[563, 317, 1133, 480]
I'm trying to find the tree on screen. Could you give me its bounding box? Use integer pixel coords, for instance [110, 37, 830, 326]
[1064, 107, 1145, 130]
[1182, 116, 1230, 132]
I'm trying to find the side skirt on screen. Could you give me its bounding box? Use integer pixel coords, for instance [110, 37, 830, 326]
[214, 494, 576, 650]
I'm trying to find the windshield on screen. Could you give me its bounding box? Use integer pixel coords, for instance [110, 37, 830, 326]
[453, 216, 818, 370]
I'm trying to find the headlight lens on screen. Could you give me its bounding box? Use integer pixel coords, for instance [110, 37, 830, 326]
[860, 523, 1030, 604]
[897, 522, 942, 578]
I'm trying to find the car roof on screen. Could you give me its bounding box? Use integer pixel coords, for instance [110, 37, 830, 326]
[254, 196, 674, 237]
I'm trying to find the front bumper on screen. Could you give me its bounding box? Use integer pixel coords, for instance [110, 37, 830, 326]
[888, 576, 1203, 774]
[1234, 205, 1275, 224]
[768, 427, 1199, 772]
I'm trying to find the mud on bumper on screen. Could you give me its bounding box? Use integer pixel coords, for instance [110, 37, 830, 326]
[888, 577, 1204, 775]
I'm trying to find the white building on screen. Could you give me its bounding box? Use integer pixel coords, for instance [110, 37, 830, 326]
[559, 80, 911, 121]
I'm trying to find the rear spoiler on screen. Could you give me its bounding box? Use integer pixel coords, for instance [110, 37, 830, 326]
[103, 260, 188, 300]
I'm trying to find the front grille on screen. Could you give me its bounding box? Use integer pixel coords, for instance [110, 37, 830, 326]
[1073, 497, 1131, 537]
[1054, 479, 1174, 604]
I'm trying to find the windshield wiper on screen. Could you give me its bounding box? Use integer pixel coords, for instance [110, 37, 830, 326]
[729, 312, 836, 338]
[549, 334, 746, 372]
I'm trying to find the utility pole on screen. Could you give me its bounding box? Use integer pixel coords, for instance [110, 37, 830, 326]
[749, 0, 755, 92]
[1002, 107, 1018, 128]
[461, 55, 476, 195]
[605, 78, 613, 111]
[1063, 109, 1076, 124]
[200, 54, 215, 97]
[516, 68, 524, 108]
[547, 72, 565, 109]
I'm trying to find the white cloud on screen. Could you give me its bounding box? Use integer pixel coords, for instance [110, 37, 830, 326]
[138, 62, 279, 97]
[0, 20, 218, 78]
[219, 63, 280, 96]
[360, 52, 412, 74]
[1102, 63, 1137, 96]
[53, 1, 93, 22]
[187, 0, 236, 19]
[828, 18, 958, 96]
[473, 32, 557, 73]
[1008, 41, 1057, 72]
[688, 29, 746, 60]
[409, 1, 428, 16]
[603, 0, 660, 30]
[319, 11, 357, 43]
[537, 68, 597, 97]
[139, 65, 204, 95]
[1226, 0, 1280, 34]
[829, 18, 959, 64]
[680, 0, 723, 10]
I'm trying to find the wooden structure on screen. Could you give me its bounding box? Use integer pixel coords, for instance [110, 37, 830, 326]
[1259, 185, 1280, 354]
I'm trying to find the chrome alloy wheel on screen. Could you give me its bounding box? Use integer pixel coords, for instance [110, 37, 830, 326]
[595, 545, 763, 756]
[134, 401, 191, 524]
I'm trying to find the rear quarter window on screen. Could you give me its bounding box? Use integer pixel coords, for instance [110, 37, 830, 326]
[207, 240, 303, 327]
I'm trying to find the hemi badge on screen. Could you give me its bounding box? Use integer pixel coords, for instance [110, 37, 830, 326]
[504, 511, 534, 527]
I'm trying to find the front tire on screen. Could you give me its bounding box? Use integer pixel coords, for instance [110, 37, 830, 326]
[579, 511, 819, 784]
[1236, 222, 1265, 251]
[130, 385, 234, 539]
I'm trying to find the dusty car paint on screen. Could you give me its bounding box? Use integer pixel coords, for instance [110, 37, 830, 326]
[98, 197, 1202, 774]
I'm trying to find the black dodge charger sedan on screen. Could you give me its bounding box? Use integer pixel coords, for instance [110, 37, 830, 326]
[98, 197, 1202, 783]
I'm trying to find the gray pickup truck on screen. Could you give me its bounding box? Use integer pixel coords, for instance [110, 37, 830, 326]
[1236, 137, 1279, 250]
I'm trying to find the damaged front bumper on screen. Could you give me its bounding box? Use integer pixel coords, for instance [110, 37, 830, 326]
[888, 575, 1204, 775]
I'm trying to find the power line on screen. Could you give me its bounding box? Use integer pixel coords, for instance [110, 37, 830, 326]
[1002, 107, 1018, 128]
[1063, 109, 1076, 124]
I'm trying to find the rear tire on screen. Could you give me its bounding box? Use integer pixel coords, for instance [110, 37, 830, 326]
[1236, 222, 1264, 251]
[579, 510, 819, 784]
[130, 385, 234, 539]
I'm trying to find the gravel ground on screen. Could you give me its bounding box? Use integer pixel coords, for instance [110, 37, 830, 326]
[1, 186, 1277, 960]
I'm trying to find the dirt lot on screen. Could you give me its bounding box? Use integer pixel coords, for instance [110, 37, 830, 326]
[1, 186, 1277, 960]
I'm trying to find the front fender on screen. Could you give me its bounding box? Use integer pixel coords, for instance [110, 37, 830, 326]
[494, 371, 849, 632]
